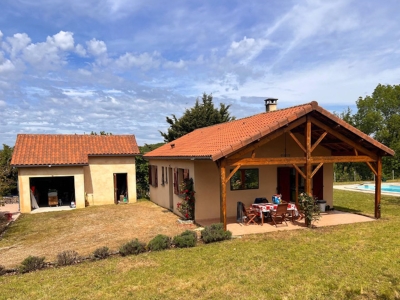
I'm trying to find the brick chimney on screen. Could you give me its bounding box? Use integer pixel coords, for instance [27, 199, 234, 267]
[264, 98, 278, 112]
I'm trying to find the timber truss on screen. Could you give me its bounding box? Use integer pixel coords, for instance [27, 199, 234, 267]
[218, 112, 390, 230]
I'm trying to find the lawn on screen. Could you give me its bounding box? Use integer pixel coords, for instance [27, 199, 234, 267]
[0, 191, 400, 299]
[0, 200, 196, 269]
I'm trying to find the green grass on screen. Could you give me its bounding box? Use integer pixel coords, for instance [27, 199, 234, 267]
[1, 191, 400, 299]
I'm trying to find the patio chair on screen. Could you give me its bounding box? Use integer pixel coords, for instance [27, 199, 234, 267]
[254, 197, 268, 204]
[240, 202, 258, 225]
[270, 203, 288, 227]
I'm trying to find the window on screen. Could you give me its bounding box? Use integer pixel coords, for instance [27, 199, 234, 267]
[230, 168, 259, 190]
[174, 168, 189, 195]
[165, 167, 168, 183]
[161, 167, 165, 185]
[149, 165, 158, 187]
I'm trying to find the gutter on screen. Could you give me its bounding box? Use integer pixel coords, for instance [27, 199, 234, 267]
[143, 156, 213, 161]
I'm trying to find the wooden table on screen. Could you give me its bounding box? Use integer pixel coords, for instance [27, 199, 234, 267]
[251, 203, 297, 225]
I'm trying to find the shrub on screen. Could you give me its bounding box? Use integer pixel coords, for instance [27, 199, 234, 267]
[19, 256, 45, 273]
[56, 250, 80, 266]
[92, 246, 110, 260]
[147, 234, 171, 251]
[0, 265, 6, 276]
[119, 239, 146, 256]
[172, 230, 197, 248]
[201, 223, 232, 244]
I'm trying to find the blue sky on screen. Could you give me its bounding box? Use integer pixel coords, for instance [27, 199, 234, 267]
[1, 0, 399, 146]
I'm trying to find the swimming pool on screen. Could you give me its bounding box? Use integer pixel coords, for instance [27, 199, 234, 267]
[357, 184, 400, 193]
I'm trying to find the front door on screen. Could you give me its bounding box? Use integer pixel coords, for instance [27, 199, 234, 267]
[277, 167, 291, 202]
[312, 166, 323, 200]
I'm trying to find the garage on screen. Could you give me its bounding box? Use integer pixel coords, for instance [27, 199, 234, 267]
[29, 176, 75, 208]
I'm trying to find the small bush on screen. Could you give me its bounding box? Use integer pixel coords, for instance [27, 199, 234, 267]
[0, 265, 6, 276]
[147, 234, 171, 252]
[119, 239, 146, 256]
[92, 246, 110, 260]
[201, 223, 232, 244]
[19, 256, 45, 273]
[172, 230, 197, 248]
[56, 250, 80, 266]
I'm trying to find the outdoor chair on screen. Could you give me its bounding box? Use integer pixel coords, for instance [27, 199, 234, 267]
[295, 204, 305, 221]
[254, 197, 268, 204]
[241, 202, 258, 225]
[270, 203, 288, 227]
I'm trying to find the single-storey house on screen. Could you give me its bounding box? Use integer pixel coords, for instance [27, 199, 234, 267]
[11, 134, 140, 213]
[144, 100, 394, 229]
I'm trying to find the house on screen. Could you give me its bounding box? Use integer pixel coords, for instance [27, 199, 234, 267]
[11, 134, 140, 213]
[144, 100, 394, 229]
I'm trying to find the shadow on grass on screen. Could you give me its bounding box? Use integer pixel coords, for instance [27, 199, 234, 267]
[333, 206, 363, 214]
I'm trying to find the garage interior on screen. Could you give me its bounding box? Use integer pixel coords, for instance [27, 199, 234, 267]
[29, 176, 75, 207]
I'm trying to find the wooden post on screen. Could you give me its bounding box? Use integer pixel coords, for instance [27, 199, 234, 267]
[375, 157, 382, 219]
[295, 168, 299, 206]
[219, 159, 227, 230]
[305, 117, 312, 195]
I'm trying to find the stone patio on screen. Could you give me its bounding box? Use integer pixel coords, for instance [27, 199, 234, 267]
[196, 210, 375, 236]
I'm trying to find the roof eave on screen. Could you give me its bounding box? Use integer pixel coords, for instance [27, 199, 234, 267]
[11, 163, 89, 168]
[144, 156, 213, 161]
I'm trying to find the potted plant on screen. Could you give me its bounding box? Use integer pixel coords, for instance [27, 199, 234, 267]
[298, 193, 321, 227]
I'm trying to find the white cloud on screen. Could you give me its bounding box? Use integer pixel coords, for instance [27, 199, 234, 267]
[51, 31, 75, 51]
[0, 60, 16, 73]
[75, 44, 87, 56]
[228, 36, 270, 64]
[86, 38, 107, 56]
[115, 52, 160, 70]
[163, 59, 185, 69]
[78, 68, 91, 76]
[4, 33, 31, 58]
[0, 100, 6, 107]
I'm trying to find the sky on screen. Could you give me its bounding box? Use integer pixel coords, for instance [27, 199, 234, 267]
[1, 0, 400, 147]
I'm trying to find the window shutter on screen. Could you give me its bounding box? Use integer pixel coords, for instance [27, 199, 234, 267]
[174, 168, 178, 195]
[148, 165, 152, 186]
[165, 167, 168, 183]
[184, 169, 189, 180]
[155, 166, 158, 187]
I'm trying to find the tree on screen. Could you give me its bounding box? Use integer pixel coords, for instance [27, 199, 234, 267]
[353, 84, 400, 177]
[136, 143, 165, 198]
[160, 93, 235, 142]
[0, 144, 18, 196]
[90, 131, 112, 135]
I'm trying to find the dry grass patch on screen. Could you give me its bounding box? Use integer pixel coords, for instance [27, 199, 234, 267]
[0, 200, 196, 268]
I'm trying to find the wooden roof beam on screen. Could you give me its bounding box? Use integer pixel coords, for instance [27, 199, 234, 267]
[309, 116, 378, 160]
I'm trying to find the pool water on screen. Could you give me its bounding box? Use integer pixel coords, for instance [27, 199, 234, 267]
[358, 184, 400, 193]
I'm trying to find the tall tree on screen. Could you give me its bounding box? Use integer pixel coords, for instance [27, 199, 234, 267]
[160, 93, 235, 142]
[0, 144, 18, 196]
[136, 143, 165, 198]
[353, 84, 400, 177]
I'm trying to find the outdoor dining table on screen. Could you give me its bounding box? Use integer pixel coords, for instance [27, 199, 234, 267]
[251, 202, 298, 225]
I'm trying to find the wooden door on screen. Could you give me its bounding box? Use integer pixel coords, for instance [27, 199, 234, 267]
[277, 167, 291, 202]
[312, 166, 324, 200]
[113, 174, 117, 204]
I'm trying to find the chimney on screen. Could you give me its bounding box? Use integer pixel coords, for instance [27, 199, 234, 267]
[264, 98, 278, 112]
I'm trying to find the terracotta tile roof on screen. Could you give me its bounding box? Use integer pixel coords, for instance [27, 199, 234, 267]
[144, 101, 394, 161]
[11, 134, 140, 166]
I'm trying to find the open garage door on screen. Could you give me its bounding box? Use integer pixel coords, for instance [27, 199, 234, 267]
[29, 176, 75, 207]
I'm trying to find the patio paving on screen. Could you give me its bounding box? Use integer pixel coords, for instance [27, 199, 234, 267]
[197, 210, 375, 236]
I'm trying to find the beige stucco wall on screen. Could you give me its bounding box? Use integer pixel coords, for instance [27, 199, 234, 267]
[148, 132, 335, 221]
[17, 156, 137, 213]
[148, 159, 195, 218]
[86, 156, 137, 206]
[17, 166, 85, 213]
